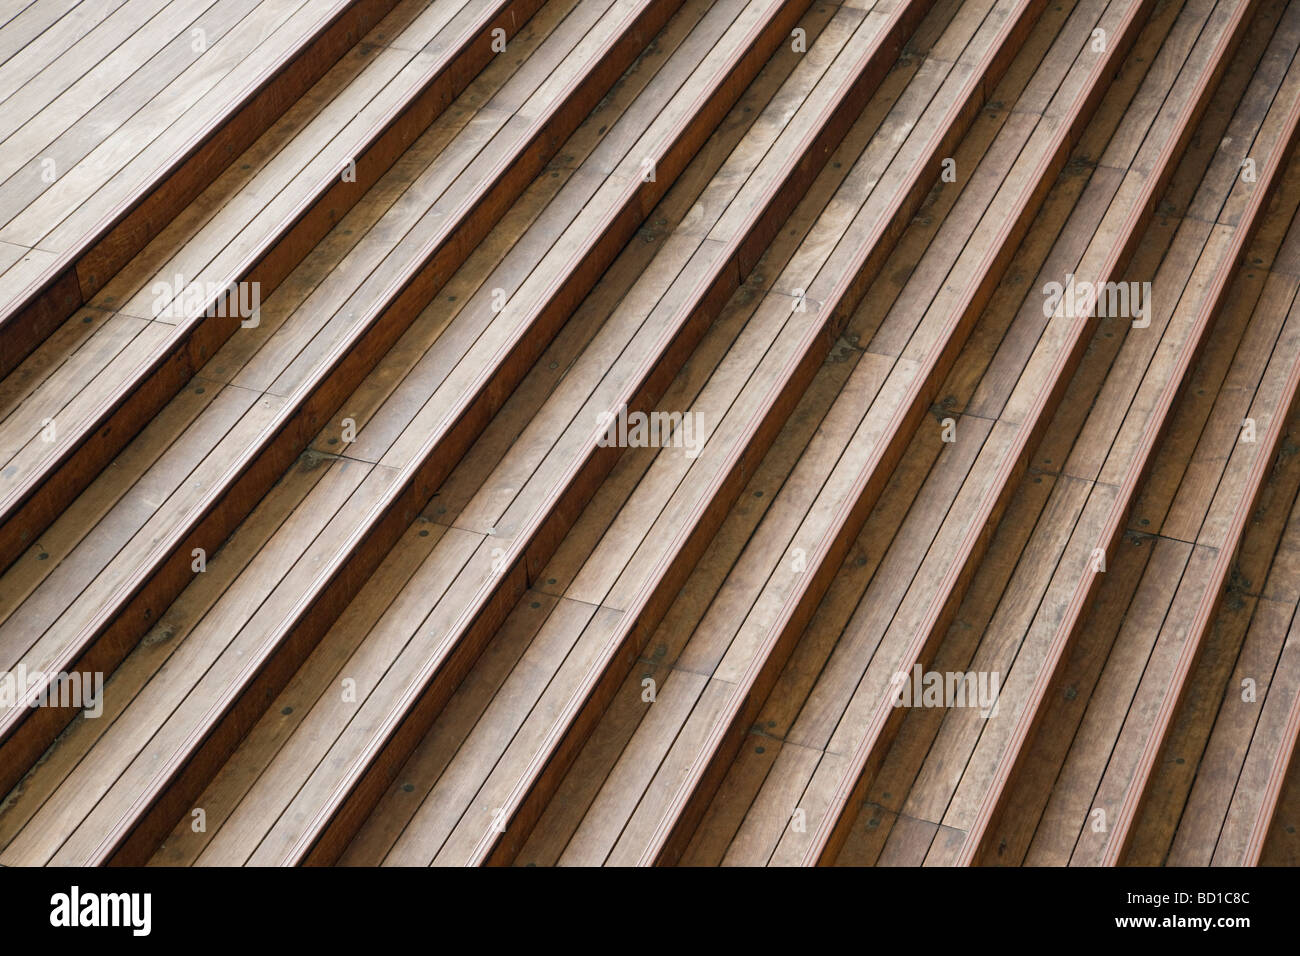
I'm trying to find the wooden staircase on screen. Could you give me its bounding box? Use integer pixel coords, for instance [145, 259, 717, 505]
[2, 0, 1298, 868]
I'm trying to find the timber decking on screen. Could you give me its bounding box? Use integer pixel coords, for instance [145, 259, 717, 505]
[2, 0, 1297, 869]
